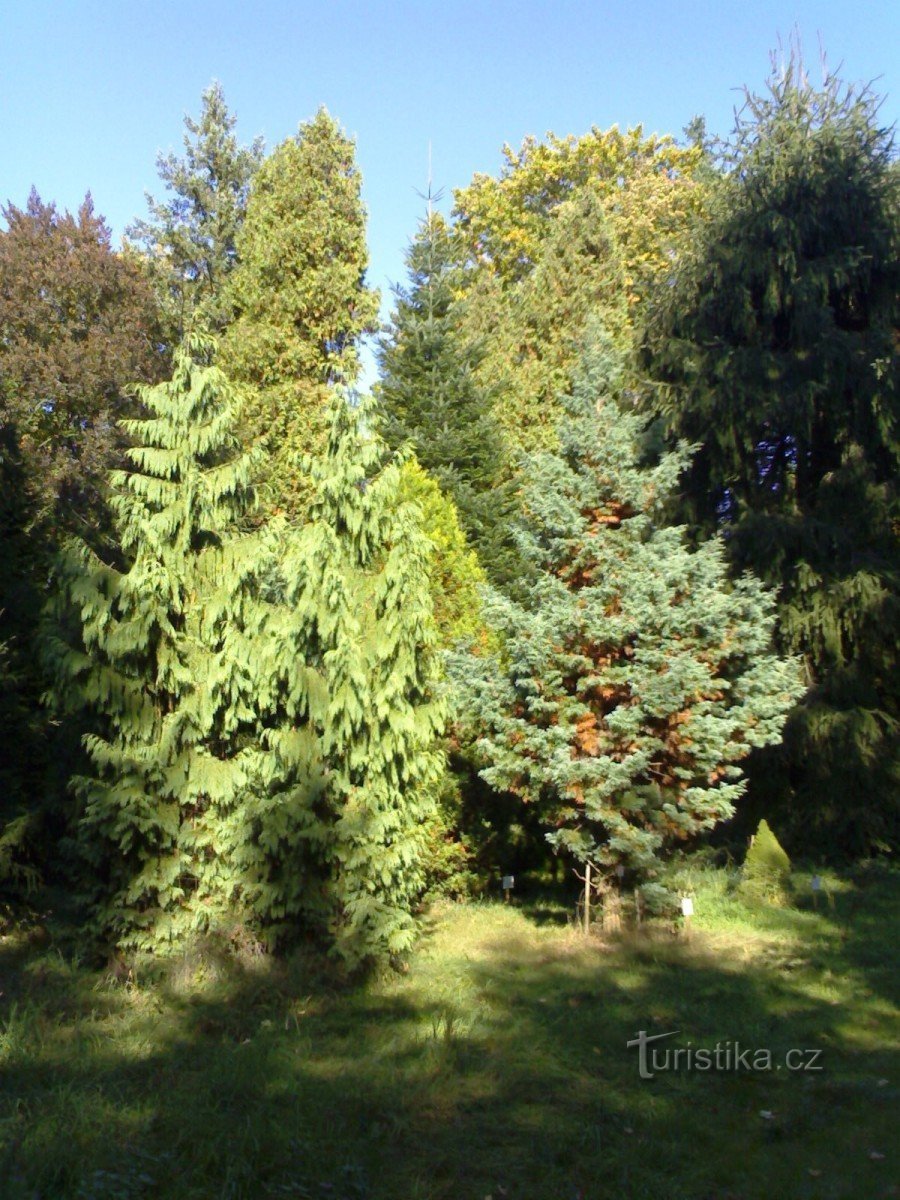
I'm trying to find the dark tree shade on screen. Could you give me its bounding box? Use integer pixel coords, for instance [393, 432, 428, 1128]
[642, 56, 900, 855]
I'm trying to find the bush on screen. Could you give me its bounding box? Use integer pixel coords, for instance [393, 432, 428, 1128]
[740, 819, 792, 904]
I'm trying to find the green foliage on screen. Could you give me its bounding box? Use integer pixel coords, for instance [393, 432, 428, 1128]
[0, 191, 166, 877]
[0, 813, 41, 895]
[461, 189, 629, 454]
[453, 124, 706, 299]
[127, 81, 264, 334]
[44, 335, 309, 951]
[221, 109, 380, 520]
[740, 818, 792, 904]
[451, 324, 804, 889]
[377, 210, 519, 585]
[450, 125, 709, 467]
[419, 768, 482, 902]
[396, 459, 488, 649]
[279, 394, 446, 967]
[643, 53, 900, 855]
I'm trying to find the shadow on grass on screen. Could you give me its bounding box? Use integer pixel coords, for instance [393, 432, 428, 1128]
[0, 870, 898, 1199]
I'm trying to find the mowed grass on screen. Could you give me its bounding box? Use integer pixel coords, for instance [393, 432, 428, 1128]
[1, 865, 898, 1199]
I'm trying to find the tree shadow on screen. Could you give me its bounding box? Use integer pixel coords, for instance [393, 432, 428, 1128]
[1, 873, 897, 1199]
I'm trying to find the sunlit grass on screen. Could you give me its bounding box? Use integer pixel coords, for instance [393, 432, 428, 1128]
[1, 865, 897, 1198]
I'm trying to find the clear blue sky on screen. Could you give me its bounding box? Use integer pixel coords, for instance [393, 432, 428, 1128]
[2, 1, 897, 384]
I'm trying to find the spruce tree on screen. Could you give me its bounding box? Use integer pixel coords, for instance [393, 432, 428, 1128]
[45, 334, 315, 951]
[451, 326, 804, 888]
[127, 82, 264, 334]
[281, 393, 445, 967]
[643, 54, 900, 854]
[221, 109, 380, 520]
[377, 210, 518, 586]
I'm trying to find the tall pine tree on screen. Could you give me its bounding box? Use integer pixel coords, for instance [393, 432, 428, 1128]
[377, 209, 518, 586]
[127, 82, 264, 335]
[221, 109, 380, 520]
[452, 326, 803, 889]
[280, 393, 445, 967]
[45, 335, 318, 951]
[643, 54, 900, 854]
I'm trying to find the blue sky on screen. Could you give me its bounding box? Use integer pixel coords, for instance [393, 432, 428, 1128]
[2, 1, 897, 383]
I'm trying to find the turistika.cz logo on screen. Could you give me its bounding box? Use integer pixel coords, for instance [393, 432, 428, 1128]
[627, 1030, 824, 1079]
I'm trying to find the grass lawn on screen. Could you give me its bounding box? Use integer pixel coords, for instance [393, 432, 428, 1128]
[1, 864, 897, 1199]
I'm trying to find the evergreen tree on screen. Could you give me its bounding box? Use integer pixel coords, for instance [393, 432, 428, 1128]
[45, 335, 317, 951]
[451, 326, 803, 888]
[396, 459, 489, 650]
[221, 109, 380, 520]
[281, 394, 445, 967]
[740, 818, 792, 904]
[643, 54, 900, 854]
[127, 82, 264, 334]
[377, 210, 518, 585]
[0, 190, 165, 877]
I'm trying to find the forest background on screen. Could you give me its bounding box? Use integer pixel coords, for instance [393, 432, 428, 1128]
[0, 2, 898, 968]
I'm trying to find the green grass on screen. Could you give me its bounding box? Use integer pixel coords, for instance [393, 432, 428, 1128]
[1, 864, 898, 1199]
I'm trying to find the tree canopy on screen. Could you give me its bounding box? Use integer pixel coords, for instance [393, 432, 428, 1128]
[127, 81, 264, 334]
[452, 326, 804, 888]
[221, 109, 380, 521]
[642, 54, 900, 854]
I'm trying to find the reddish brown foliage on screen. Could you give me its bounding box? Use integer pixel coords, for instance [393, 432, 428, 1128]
[0, 190, 166, 540]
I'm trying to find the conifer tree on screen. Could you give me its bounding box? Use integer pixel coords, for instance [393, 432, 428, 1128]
[221, 110, 380, 520]
[281, 394, 445, 966]
[643, 53, 900, 854]
[45, 335, 315, 951]
[377, 210, 518, 585]
[128, 82, 264, 334]
[451, 326, 803, 888]
[396, 459, 489, 650]
[740, 818, 792, 904]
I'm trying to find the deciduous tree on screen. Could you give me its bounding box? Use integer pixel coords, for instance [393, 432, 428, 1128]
[0, 190, 165, 542]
